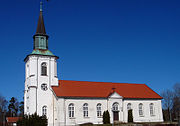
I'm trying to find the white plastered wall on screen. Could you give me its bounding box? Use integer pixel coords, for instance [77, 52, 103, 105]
[57, 98, 107, 126]
[54, 93, 163, 125]
[24, 55, 59, 126]
[123, 99, 163, 122]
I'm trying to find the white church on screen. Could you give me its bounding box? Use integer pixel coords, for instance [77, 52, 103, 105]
[24, 3, 164, 126]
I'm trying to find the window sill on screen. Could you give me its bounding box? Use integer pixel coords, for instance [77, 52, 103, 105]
[69, 117, 75, 119]
[150, 115, 155, 117]
[139, 115, 144, 117]
[83, 117, 90, 119]
[97, 116, 102, 118]
[41, 75, 48, 77]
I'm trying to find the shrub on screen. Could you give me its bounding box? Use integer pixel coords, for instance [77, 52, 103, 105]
[17, 113, 47, 126]
[79, 122, 93, 126]
[106, 110, 110, 124]
[103, 110, 110, 124]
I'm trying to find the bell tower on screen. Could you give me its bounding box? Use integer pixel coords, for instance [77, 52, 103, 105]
[24, 1, 59, 124]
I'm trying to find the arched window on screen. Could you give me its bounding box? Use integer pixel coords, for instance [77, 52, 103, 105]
[112, 102, 119, 111]
[97, 103, 102, 117]
[127, 103, 131, 110]
[139, 103, 143, 116]
[41, 62, 47, 76]
[42, 106, 47, 116]
[68, 103, 74, 118]
[149, 103, 154, 116]
[83, 103, 88, 117]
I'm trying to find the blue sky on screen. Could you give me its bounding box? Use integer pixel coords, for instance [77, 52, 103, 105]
[0, 0, 180, 101]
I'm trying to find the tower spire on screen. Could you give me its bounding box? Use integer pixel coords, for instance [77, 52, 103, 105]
[35, 1, 46, 35]
[33, 1, 49, 50]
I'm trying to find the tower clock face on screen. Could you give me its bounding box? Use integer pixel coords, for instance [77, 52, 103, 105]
[41, 83, 48, 91]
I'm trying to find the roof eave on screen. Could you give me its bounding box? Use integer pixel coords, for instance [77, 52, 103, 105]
[24, 54, 59, 62]
[123, 97, 163, 100]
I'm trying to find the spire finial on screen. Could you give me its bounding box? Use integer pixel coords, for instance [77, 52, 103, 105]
[40, 1, 43, 12]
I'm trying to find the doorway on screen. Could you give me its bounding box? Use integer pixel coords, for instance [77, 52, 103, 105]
[113, 111, 119, 121]
[112, 102, 119, 121]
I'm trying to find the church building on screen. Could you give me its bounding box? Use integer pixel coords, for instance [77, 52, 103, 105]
[24, 3, 164, 126]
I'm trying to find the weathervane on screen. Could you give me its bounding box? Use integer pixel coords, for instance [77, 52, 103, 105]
[40, 1, 43, 11]
[40, 0, 49, 12]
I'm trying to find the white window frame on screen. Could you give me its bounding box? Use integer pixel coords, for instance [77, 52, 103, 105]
[112, 102, 119, 111]
[68, 103, 75, 118]
[41, 62, 47, 76]
[42, 106, 47, 116]
[127, 103, 131, 111]
[83, 103, 88, 117]
[139, 103, 143, 116]
[150, 103, 154, 116]
[97, 103, 102, 117]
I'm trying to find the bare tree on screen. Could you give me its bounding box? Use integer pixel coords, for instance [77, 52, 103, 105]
[0, 95, 7, 113]
[172, 83, 180, 121]
[0, 94, 7, 126]
[173, 83, 180, 97]
[161, 89, 174, 122]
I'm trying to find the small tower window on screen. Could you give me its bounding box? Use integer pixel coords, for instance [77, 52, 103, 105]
[42, 106, 47, 116]
[54, 61, 57, 77]
[40, 37, 45, 48]
[41, 62, 47, 76]
[41, 84, 48, 91]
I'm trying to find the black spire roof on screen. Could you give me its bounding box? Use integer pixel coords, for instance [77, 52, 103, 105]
[36, 11, 46, 35]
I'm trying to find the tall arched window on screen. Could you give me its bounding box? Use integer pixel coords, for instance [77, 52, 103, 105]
[68, 103, 74, 118]
[83, 103, 88, 117]
[41, 62, 47, 76]
[112, 102, 119, 111]
[97, 103, 102, 117]
[149, 103, 154, 116]
[127, 103, 131, 110]
[42, 106, 47, 116]
[139, 103, 143, 116]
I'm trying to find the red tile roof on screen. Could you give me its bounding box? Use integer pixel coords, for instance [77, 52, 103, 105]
[52, 80, 162, 99]
[6, 117, 22, 123]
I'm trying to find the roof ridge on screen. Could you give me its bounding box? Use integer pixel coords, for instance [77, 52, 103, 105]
[59, 79, 145, 85]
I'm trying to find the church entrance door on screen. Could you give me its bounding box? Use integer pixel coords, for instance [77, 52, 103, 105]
[113, 111, 119, 121]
